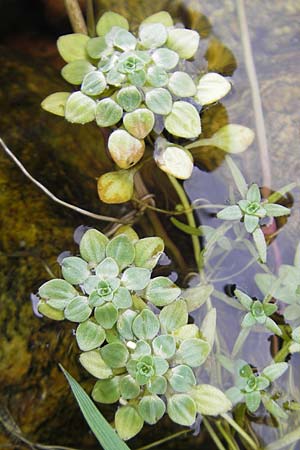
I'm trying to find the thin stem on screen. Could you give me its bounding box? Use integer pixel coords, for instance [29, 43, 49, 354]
[133, 197, 225, 215]
[167, 175, 202, 271]
[222, 413, 258, 450]
[274, 340, 291, 363]
[64, 0, 87, 34]
[0, 138, 126, 224]
[231, 327, 251, 358]
[137, 429, 190, 450]
[185, 138, 213, 150]
[236, 0, 271, 191]
[203, 417, 227, 450]
[216, 421, 239, 450]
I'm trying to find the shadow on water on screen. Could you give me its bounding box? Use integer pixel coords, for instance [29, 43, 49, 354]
[0, 0, 300, 449]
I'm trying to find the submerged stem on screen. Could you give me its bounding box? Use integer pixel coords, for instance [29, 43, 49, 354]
[167, 175, 202, 271]
[221, 413, 258, 450]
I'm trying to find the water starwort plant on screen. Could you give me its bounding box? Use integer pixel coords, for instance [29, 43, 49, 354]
[41, 10, 235, 199]
[37, 227, 231, 440]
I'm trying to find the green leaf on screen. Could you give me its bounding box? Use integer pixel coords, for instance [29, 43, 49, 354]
[201, 308, 216, 348]
[138, 395, 166, 425]
[247, 184, 261, 203]
[117, 310, 137, 340]
[86, 36, 108, 58]
[59, 366, 130, 450]
[195, 72, 231, 105]
[168, 365, 196, 392]
[95, 98, 123, 127]
[167, 394, 196, 426]
[95, 303, 118, 329]
[152, 335, 176, 359]
[132, 309, 160, 340]
[113, 287, 133, 309]
[146, 65, 168, 87]
[141, 11, 173, 27]
[106, 68, 127, 86]
[119, 375, 140, 399]
[147, 376, 167, 395]
[39, 279, 77, 301]
[245, 391, 261, 412]
[37, 300, 65, 320]
[168, 72, 196, 97]
[173, 324, 200, 342]
[134, 237, 164, 269]
[106, 234, 135, 270]
[244, 214, 259, 233]
[234, 289, 253, 310]
[61, 60, 95, 85]
[114, 29, 136, 51]
[241, 312, 256, 327]
[263, 303, 277, 316]
[152, 48, 179, 70]
[108, 129, 145, 169]
[166, 29, 199, 59]
[262, 396, 288, 420]
[165, 101, 201, 139]
[64, 296, 92, 322]
[61, 256, 90, 285]
[267, 182, 297, 204]
[115, 406, 143, 440]
[154, 141, 194, 180]
[217, 205, 243, 221]
[170, 217, 202, 236]
[131, 340, 151, 359]
[79, 350, 113, 379]
[92, 377, 121, 404]
[145, 88, 172, 115]
[96, 12, 129, 36]
[159, 300, 188, 333]
[81, 71, 107, 96]
[41, 92, 71, 117]
[153, 356, 169, 376]
[263, 203, 290, 217]
[182, 284, 214, 312]
[139, 23, 168, 49]
[177, 338, 210, 367]
[191, 384, 232, 415]
[206, 125, 255, 154]
[57, 33, 89, 62]
[97, 169, 134, 204]
[80, 229, 108, 265]
[226, 156, 248, 198]
[100, 342, 129, 368]
[121, 267, 151, 291]
[145, 276, 181, 306]
[262, 363, 288, 382]
[252, 227, 267, 263]
[96, 257, 119, 279]
[76, 320, 106, 351]
[116, 86, 142, 112]
[123, 108, 155, 139]
[65, 91, 96, 124]
[128, 69, 146, 87]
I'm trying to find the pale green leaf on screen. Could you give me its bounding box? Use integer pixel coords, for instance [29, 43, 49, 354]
[138, 395, 165, 425]
[97, 169, 134, 204]
[115, 406, 143, 440]
[95, 98, 123, 127]
[132, 309, 160, 340]
[145, 88, 172, 115]
[79, 229, 108, 265]
[165, 101, 201, 139]
[145, 276, 181, 306]
[57, 33, 89, 62]
[108, 130, 145, 169]
[252, 227, 267, 263]
[61, 60, 95, 85]
[134, 237, 164, 269]
[152, 48, 179, 70]
[154, 142, 194, 180]
[121, 267, 151, 291]
[226, 156, 248, 197]
[106, 234, 135, 270]
[168, 72, 196, 97]
[217, 205, 242, 221]
[96, 12, 129, 36]
[168, 365, 196, 392]
[139, 23, 167, 49]
[92, 377, 121, 404]
[167, 394, 196, 426]
[94, 303, 118, 329]
[64, 296, 91, 322]
[191, 384, 232, 415]
[81, 71, 107, 96]
[65, 91, 96, 124]
[79, 350, 113, 379]
[100, 342, 129, 368]
[141, 11, 173, 27]
[166, 29, 199, 59]
[159, 299, 188, 332]
[41, 92, 71, 117]
[116, 86, 142, 112]
[177, 338, 210, 367]
[76, 320, 106, 351]
[195, 72, 231, 105]
[123, 108, 155, 139]
[61, 256, 90, 285]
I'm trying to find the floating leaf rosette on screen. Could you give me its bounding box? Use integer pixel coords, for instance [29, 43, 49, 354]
[41, 10, 233, 190]
[37, 227, 232, 440]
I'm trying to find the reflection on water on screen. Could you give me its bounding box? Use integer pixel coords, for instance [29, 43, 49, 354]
[0, 0, 300, 448]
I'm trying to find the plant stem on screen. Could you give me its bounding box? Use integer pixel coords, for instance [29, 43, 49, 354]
[203, 417, 227, 450]
[221, 413, 258, 450]
[274, 340, 291, 363]
[64, 0, 87, 34]
[216, 420, 239, 450]
[167, 175, 202, 272]
[134, 172, 187, 271]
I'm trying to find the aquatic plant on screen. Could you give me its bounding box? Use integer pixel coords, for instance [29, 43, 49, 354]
[40, 9, 246, 200]
[37, 227, 231, 440]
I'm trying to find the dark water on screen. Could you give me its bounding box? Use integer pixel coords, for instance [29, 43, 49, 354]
[0, 0, 300, 449]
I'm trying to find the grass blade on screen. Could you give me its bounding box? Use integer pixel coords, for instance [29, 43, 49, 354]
[59, 364, 131, 450]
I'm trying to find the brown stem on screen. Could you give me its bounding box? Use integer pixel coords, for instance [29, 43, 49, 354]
[64, 0, 88, 34]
